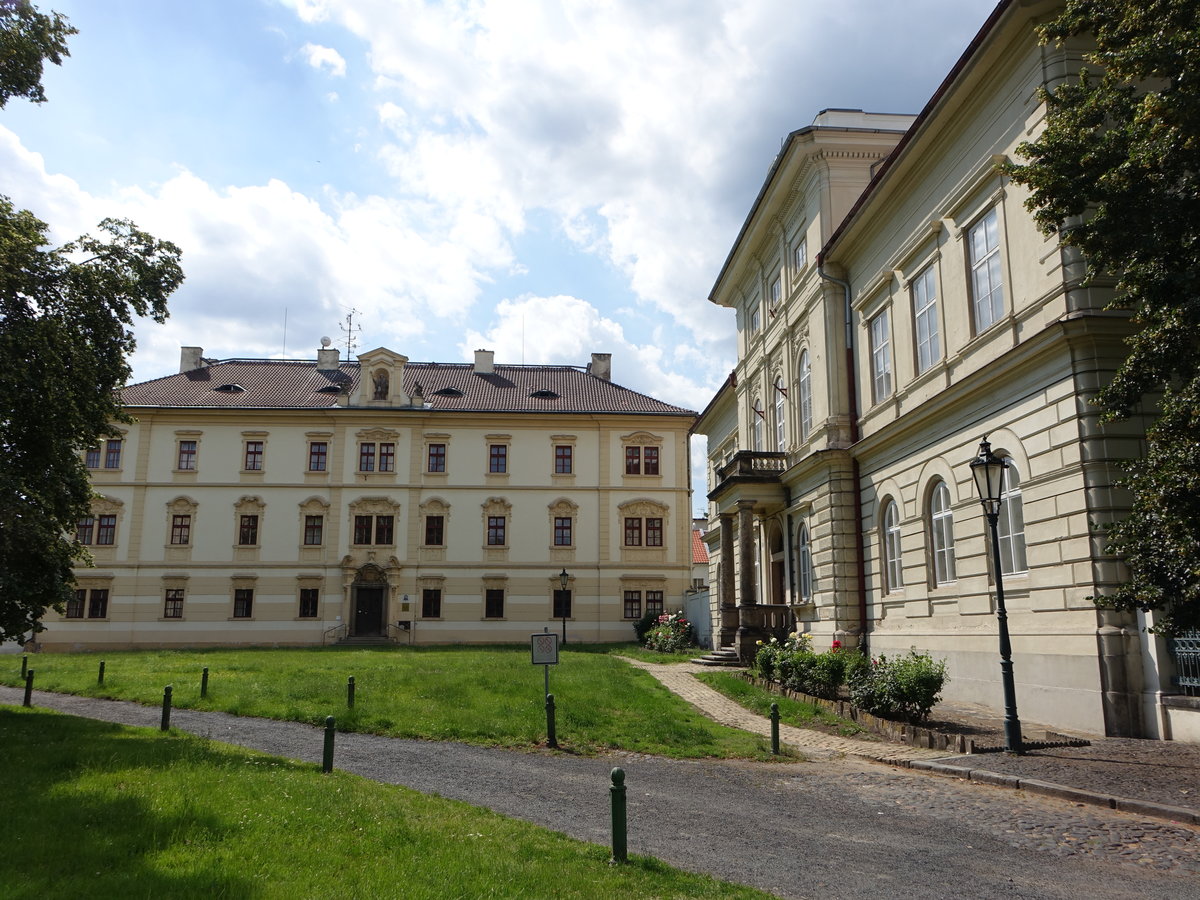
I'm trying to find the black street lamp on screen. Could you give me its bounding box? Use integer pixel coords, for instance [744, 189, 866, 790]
[558, 568, 570, 646]
[969, 436, 1024, 754]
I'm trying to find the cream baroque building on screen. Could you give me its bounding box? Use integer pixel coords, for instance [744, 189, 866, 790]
[696, 0, 1188, 739]
[49, 344, 696, 649]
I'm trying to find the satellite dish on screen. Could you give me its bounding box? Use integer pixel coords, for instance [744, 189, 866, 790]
[320, 336, 332, 348]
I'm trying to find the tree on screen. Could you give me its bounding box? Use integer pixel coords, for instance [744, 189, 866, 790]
[0, 4, 184, 642]
[0, 0, 75, 108]
[1004, 0, 1200, 634]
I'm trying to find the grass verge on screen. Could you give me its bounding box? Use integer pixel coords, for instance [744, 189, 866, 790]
[2, 646, 780, 758]
[693, 671, 874, 739]
[0, 707, 774, 899]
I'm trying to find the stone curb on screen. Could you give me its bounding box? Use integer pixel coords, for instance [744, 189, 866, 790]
[900, 759, 1200, 827]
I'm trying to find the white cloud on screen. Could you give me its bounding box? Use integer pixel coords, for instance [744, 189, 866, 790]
[300, 42, 347, 76]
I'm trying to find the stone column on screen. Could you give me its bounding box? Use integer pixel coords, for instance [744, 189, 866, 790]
[719, 513, 738, 647]
[735, 500, 763, 663]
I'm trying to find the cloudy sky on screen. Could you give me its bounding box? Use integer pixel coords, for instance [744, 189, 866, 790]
[2, 0, 998, 509]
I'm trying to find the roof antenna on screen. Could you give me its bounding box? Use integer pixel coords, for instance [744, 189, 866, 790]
[282, 307, 288, 358]
[340, 308, 361, 357]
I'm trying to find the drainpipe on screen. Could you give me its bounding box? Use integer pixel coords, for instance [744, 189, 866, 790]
[817, 258, 870, 654]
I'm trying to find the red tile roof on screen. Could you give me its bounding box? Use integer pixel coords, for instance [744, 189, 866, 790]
[122, 359, 696, 416]
[691, 528, 709, 564]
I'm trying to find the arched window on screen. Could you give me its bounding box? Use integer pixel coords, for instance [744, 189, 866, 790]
[997, 461, 1027, 575]
[797, 523, 814, 603]
[752, 397, 763, 451]
[882, 500, 903, 592]
[798, 351, 813, 440]
[929, 481, 956, 584]
[774, 378, 786, 451]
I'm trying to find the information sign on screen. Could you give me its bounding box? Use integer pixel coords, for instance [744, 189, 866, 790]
[531, 632, 559, 666]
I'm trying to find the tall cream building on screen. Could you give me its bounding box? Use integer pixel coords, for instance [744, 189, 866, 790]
[696, 0, 1191, 740]
[48, 344, 696, 650]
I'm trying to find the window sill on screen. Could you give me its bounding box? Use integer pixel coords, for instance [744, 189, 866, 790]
[159, 617, 185, 622]
[228, 616, 255, 621]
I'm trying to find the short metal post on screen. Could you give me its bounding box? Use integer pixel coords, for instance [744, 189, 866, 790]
[770, 702, 780, 755]
[201, 666, 209, 699]
[610, 767, 627, 864]
[545, 692, 558, 749]
[23, 670, 33, 707]
[161, 685, 173, 731]
[347, 675, 355, 709]
[21, 654, 27, 679]
[323, 716, 336, 773]
[98, 660, 105, 686]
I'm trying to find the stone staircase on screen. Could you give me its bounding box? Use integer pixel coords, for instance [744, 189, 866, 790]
[691, 646, 745, 668]
[338, 635, 392, 646]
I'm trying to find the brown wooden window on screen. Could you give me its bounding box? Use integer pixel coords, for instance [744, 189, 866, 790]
[625, 446, 641, 475]
[485, 588, 504, 619]
[244, 441, 264, 471]
[553, 589, 571, 619]
[87, 589, 109, 619]
[104, 440, 122, 469]
[554, 445, 573, 474]
[303, 515, 324, 545]
[76, 516, 95, 544]
[233, 588, 253, 618]
[66, 590, 84, 618]
[424, 515, 444, 546]
[379, 442, 395, 472]
[239, 514, 259, 546]
[308, 441, 328, 471]
[489, 444, 507, 473]
[85, 447, 101, 468]
[623, 591, 641, 619]
[645, 517, 663, 547]
[164, 589, 184, 618]
[624, 517, 642, 546]
[358, 443, 376, 472]
[170, 515, 191, 545]
[96, 515, 116, 545]
[553, 517, 572, 547]
[299, 588, 319, 618]
[427, 443, 446, 472]
[177, 440, 197, 470]
[487, 516, 506, 546]
[646, 590, 664, 616]
[354, 515, 393, 545]
[643, 447, 660, 475]
[422, 588, 442, 618]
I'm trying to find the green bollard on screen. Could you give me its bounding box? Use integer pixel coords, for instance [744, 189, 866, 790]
[98, 660, 105, 686]
[201, 667, 209, 699]
[347, 675, 355, 709]
[545, 693, 557, 749]
[610, 767, 627, 864]
[770, 702, 780, 755]
[161, 685, 173, 731]
[21, 654, 27, 679]
[323, 716, 336, 773]
[23, 669, 33, 707]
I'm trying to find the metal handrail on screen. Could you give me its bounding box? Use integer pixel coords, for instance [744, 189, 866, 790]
[322, 623, 348, 646]
[386, 621, 412, 644]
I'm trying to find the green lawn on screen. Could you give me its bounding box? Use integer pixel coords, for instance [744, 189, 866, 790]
[2, 645, 779, 758]
[695, 671, 873, 739]
[0, 707, 775, 900]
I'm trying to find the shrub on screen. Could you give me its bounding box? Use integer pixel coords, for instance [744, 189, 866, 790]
[644, 612, 696, 653]
[633, 610, 660, 643]
[848, 650, 948, 723]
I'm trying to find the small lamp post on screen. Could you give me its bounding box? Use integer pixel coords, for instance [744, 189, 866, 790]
[969, 437, 1023, 754]
[558, 568, 570, 646]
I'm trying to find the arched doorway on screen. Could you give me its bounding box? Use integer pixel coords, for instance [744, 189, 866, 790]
[767, 520, 785, 606]
[352, 564, 388, 636]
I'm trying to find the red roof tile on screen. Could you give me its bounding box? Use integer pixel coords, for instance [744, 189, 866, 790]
[691, 528, 709, 564]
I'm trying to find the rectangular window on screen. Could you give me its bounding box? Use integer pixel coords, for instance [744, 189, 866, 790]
[87, 589, 109, 619]
[177, 440, 197, 471]
[870, 309, 892, 401]
[645, 517, 664, 547]
[170, 514, 191, 545]
[358, 443, 376, 472]
[487, 516, 506, 546]
[793, 238, 807, 274]
[354, 515, 373, 545]
[104, 439, 122, 469]
[422, 588, 442, 618]
[427, 443, 446, 473]
[646, 590, 664, 616]
[769, 275, 781, 307]
[378, 442, 395, 472]
[553, 517, 572, 547]
[76, 516, 95, 545]
[67, 590, 85, 618]
[912, 265, 941, 374]
[623, 590, 641, 619]
[354, 515, 393, 545]
[553, 589, 572, 619]
[243, 440, 264, 471]
[485, 588, 505, 619]
[749, 307, 760, 334]
[554, 445, 573, 474]
[424, 515, 444, 546]
[96, 514, 116, 546]
[299, 588, 319, 618]
[164, 589, 184, 619]
[85, 447, 101, 468]
[624, 517, 642, 546]
[308, 441, 328, 472]
[489, 444, 507, 473]
[969, 207, 1004, 333]
[625, 446, 641, 475]
[643, 447, 659, 475]
[238, 514, 259, 546]
[374, 515, 394, 545]
[304, 515, 324, 546]
[233, 588, 253, 618]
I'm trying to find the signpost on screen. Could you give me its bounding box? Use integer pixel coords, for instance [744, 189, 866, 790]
[531, 630, 560, 748]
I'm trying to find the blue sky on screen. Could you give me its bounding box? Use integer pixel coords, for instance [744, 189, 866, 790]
[2, 0, 999, 512]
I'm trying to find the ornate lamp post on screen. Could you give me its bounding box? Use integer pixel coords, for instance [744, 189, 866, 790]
[558, 568, 570, 646]
[969, 437, 1024, 754]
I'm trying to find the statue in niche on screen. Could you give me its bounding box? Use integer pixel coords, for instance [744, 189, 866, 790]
[372, 369, 389, 400]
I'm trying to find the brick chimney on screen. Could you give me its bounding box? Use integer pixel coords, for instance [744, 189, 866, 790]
[473, 349, 495, 374]
[180, 346, 205, 372]
[588, 353, 612, 381]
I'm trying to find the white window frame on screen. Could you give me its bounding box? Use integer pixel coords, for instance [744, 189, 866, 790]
[869, 308, 892, 402]
[752, 398, 764, 451]
[774, 378, 786, 452]
[929, 481, 957, 585]
[793, 238, 807, 275]
[912, 264, 940, 373]
[883, 500, 903, 592]
[997, 460, 1028, 575]
[969, 207, 1004, 333]
[798, 351, 812, 440]
[797, 523, 814, 603]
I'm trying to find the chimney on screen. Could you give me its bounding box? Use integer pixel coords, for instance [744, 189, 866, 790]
[316, 337, 340, 372]
[473, 349, 494, 374]
[180, 346, 204, 373]
[588, 352, 612, 381]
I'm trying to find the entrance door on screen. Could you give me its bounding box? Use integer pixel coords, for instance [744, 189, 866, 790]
[354, 587, 385, 636]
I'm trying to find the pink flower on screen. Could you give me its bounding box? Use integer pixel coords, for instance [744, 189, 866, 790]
[831, 639, 842, 651]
